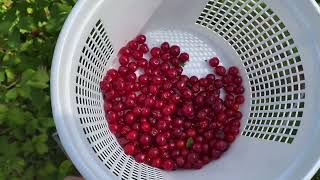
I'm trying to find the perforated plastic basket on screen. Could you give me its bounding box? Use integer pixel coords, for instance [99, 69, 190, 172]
[50, 0, 320, 179]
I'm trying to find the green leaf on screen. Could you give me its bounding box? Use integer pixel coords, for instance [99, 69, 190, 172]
[7, 107, 25, 126]
[5, 88, 18, 100]
[58, 160, 73, 179]
[5, 68, 15, 82]
[0, 104, 8, 113]
[21, 69, 35, 83]
[0, 71, 5, 83]
[0, 21, 12, 34]
[186, 137, 194, 149]
[35, 142, 48, 155]
[8, 28, 21, 49]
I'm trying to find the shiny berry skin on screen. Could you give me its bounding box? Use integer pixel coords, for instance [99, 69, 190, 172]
[151, 47, 161, 57]
[141, 121, 151, 133]
[209, 57, 219, 67]
[156, 134, 167, 145]
[152, 157, 162, 168]
[211, 149, 222, 160]
[128, 62, 138, 72]
[136, 35, 146, 44]
[125, 112, 135, 124]
[228, 66, 239, 75]
[148, 147, 160, 158]
[107, 111, 118, 123]
[161, 42, 170, 51]
[170, 45, 180, 57]
[119, 47, 131, 56]
[140, 134, 152, 145]
[182, 103, 194, 116]
[139, 43, 149, 53]
[161, 53, 171, 62]
[176, 156, 185, 167]
[192, 143, 202, 153]
[140, 107, 151, 117]
[215, 66, 227, 76]
[179, 52, 189, 62]
[132, 50, 143, 60]
[126, 130, 138, 141]
[235, 95, 245, 104]
[124, 143, 136, 155]
[150, 57, 161, 67]
[162, 159, 175, 170]
[214, 140, 229, 151]
[119, 55, 129, 65]
[128, 40, 138, 50]
[135, 153, 147, 163]
[233, 76, 243, 85]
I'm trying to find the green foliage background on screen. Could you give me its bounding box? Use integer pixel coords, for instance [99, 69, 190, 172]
[0, 0, 319, 179]
[0, 0, 76, 179]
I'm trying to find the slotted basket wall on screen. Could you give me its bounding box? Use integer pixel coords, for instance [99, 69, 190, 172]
[51, 0, 320, 179]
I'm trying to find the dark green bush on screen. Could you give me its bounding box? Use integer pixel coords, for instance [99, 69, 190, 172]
[0, 0, 319, 179]
[0, 0, 76, 179]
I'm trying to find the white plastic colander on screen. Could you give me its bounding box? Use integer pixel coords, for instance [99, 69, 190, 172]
[50, 0, 320, 179]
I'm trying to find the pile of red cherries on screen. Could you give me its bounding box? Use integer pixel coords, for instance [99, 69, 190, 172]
[100, 35, 245, 170]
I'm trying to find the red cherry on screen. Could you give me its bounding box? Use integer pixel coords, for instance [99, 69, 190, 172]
[161, 53, 171, 62]
[119, 47, 131, 56]
[228, 66, 239, 75]
[107, 111, 118, 123]
[179, 52, 189, 62]
[151, 47, 161, 57]
[152, 157, 162, 168]
[156, 134, 167, 145]
[161, 42, 170, 51]
[214, 140, 229, 151]
[141, 121, 151, 133]
[135, 153, 147, 163]
[136, 35, 146, 44]
[132, 50, 143, 60]
[126, 130, 138, 141]
[209, 57, 219, 67]
[128, 40, 138, 50]
[139, 44, 149, 53]
[141, 107, 151, 117]
[124, 143, 136, 155]
[215, 66, 227, 76]
[233, 76, 243, 85]
[170, 45, 180, 57]
[211, 149, 222, 160]
[150, 57, 160, 67]
[137, 58, 148, 68]
[148, 147, 160, 158]
[128, 62, 138, 72]
[187, 128, 196, 138]
[119, 55, 129, 65]
[235, 95, 245, 104]
[140, 134, 152, 145]
[125, 112, 135, 124]
[162, 159, 175, 170]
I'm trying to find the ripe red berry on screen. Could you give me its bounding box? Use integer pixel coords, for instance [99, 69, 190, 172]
[140, 134, 152, 145]
[119, 55, 129, 65]
[128, 40, 138, 50]
[170, 45, 180, 57]
[135, 153, 147, 163]
[209, 57, 219, 67]
[162, 159, 175, 170]
[139, 44, 149, 53]
[215, 66, 227, 76]
[228, 66, 239, 75]
[151, 47, 161, 57]
[136, 35, 146, 44]
[161, 42, 170, 51]
[156, 134, 167, 145]
[235, 95, 245, 104]
[124, 143, 136, 155]
[179, 52, 189, 62]
[126, 130, 138, 141]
